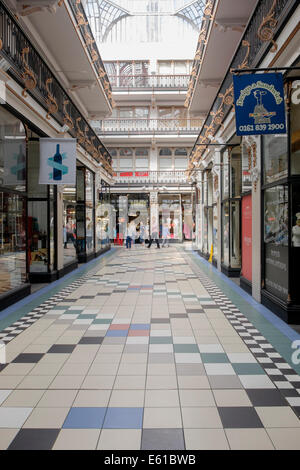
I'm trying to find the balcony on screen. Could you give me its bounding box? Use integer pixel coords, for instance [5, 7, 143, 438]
[93, 118, 202, 136]
[108, 74, 190, 90]
[0, 2, 112, 171]
[113, 170, 189, 186]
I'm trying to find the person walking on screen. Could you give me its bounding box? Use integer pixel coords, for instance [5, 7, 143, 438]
[147, 221, 160, 249]
[125, 221, 136, 249]
[161, 222, 170, 248]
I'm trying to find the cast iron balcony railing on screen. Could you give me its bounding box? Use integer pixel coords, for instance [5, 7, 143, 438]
[108, 74, 190, 89]
[0, 2, 112, 171]
[113, 170, 189, 185]
[93, 118, 202, 135]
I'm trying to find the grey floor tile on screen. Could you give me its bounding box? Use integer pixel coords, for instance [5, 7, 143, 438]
[141, 429, 185, 450]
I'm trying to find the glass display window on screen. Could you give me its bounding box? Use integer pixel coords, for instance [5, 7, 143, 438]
[222, 150, 229, 199]
[230, 200, 241, 268]
[85, 169, 95, 254]
[241, 143, 252, 193]
[222, 201, 230, 266]
[231, 150, 242, 198]
[0, 192, 26, 294]
[264, 185, 288, 246]
[291, 95, 300, 175]
[263, 134, 288, 184]
[213, 204, 218, 258]
[63, 185, 77, 266]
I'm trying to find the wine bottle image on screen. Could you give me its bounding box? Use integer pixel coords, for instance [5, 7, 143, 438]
[53, 144, 62, 181]
[17, 144, 25, 181]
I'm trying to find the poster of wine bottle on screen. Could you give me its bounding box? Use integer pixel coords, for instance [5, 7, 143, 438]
[39, 138, 76, 185]
[4, 139, 26, 186]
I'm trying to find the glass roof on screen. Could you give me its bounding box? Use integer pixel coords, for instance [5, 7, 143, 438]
[83, 0, 130, 42]
[175, 0, 207, 30]
[83, 0, 204, 43]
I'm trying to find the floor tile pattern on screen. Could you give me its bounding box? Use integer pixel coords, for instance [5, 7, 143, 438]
[0, 246, 300, 450]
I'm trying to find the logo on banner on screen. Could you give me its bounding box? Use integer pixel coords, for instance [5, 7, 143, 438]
[233, 73, 286, 136]
[39, 138, 76, 185]
[47, 144, 68, 181]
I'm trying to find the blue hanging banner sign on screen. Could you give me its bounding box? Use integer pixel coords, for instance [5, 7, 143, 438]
[233, 72, 286, 136]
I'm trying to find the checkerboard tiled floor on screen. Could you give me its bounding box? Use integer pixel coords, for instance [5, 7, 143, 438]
[0, 246, 300, 450]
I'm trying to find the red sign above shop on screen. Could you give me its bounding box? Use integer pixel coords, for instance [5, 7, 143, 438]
[120, 172, 133, 177]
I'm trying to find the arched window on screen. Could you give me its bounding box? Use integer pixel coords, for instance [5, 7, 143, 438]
[159, 148, 172, 156]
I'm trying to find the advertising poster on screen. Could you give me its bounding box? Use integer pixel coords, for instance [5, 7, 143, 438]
[39, 138, 76, 185]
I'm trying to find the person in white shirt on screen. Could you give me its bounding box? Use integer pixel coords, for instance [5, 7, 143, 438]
[161, 222, 170, 247]
[126, 222, 136, 249]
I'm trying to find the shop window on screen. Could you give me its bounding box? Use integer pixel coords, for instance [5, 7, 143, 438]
[291, 95, 300, 175]
[241, 143, 252, 193]
[0, 192, 26, 293]
[28, 200, 48, 273]
[85, 169, 94, 254]
[213, 204, 218, 258]
[263, 134, 288, 184]
[0, 108, 26, 193]
[222, 201, 230, 266]
[63, 185, 77, 266]
[231, 152, 242, 198]
[264, 185, 289, 301]
[264, 185, 288, 246]
[27, 140, 47, 198]
[222, 150, 229, 199]
[230, 201, 241, 268]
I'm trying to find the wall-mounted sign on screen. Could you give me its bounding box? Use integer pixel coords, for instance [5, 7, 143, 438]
[233, 73, 286, 136]
[39, 138, 76, 185]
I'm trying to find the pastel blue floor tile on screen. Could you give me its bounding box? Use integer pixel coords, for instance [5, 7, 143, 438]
[106, 330, 128, 337]
[173, 344, 199, 353]
[131, 324, 150, 330]
[103, 408, 144, 429]
[232, 363, 266, 375]
[63, 407, 106, 429]
[201, 353, 229, 363]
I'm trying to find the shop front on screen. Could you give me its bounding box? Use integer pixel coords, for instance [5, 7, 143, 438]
[110, 193, 149, 245]
[158, 194, 182, 242]
[96, 179, 111, 254]
[27, 136, 57, 283]
[0, 107, 29, 307]
[221, 144, 242, 277]
[76, 166, 95, 263]
[261, 78, 300, 322]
